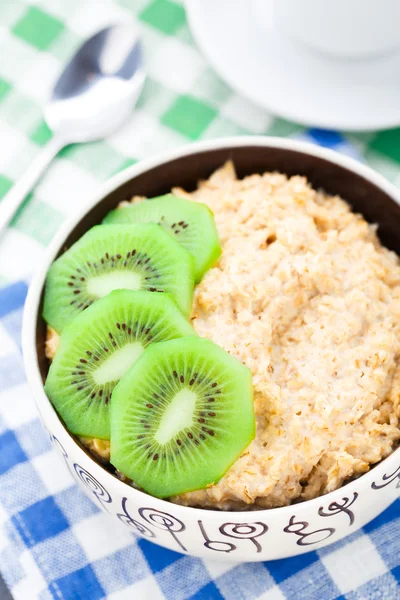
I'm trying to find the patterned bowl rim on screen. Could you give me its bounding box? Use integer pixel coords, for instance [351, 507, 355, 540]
[22, 135, 400, 518]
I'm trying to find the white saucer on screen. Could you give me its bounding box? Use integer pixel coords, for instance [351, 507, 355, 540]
[185, 0, 400, 131]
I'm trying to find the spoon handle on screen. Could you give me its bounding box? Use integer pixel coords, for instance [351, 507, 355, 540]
[0, 135, 65, 236]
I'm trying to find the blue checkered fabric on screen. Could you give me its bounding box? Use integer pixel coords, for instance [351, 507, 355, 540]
[0, 135, 399, 599]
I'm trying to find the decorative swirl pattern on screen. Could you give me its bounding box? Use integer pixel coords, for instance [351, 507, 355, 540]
[52, 435, 68, 458]
[52, 435, 74, 478]
[220, 522, 268, 553]
[73, 463, 112, 511]
[117, 498, 155, 538]
[139, 507, 187, 552]
[198, 520, 236, 553]
[318, 492, 358, 526]
[372, 465, 400, 490]
[283, 516, 335, 546]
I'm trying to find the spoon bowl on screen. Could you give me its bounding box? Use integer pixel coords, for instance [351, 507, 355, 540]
[0, 22, 146, 233]
[46, 23, 146, 143]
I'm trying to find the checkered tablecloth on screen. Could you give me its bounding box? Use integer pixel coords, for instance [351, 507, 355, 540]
[0, 1, 399, 599]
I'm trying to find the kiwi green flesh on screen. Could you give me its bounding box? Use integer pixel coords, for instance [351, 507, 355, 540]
[102, 194, 221, 282]
[44, 290, 196, 440]
[110, 337, 255, 498]
[42, 223, 195, 333]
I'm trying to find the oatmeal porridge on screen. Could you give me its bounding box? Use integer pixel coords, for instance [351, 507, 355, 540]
[47, 162, 400, 510]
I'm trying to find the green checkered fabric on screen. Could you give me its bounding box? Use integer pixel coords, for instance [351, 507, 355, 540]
[0, 0, 399, 286]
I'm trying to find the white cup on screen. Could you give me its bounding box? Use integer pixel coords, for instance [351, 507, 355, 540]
[255, 0, 400, 59]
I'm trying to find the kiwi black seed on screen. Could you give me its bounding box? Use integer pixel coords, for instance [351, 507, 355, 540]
[44, 290, 196, 440]
[43, 223, 195, 333]
[102, 194, 221, 282]
[110, 337, 255, 498]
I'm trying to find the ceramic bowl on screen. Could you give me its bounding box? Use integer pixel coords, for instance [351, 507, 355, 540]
[22, 137, 400, 562]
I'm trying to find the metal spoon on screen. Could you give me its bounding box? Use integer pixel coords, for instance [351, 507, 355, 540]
[0, 23, 146, 234]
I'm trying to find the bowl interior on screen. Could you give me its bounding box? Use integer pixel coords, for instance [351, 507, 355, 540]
[35, 144, 400, 402]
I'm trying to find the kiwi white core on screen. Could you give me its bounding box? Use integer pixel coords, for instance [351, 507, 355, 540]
[93, 343, 144, 385]
[86, 271, 142, 298]
[155, 389, 197, 445]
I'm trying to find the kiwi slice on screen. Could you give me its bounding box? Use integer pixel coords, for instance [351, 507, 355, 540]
[43, 223, 194, 333]
[102, 194, 221, 282]
[110, 337, 255, 498]
[45, 290, 196, 440]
